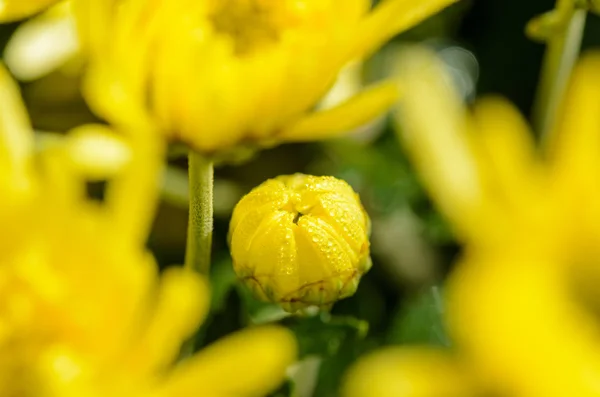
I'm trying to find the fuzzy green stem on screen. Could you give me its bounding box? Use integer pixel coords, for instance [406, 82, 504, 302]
[184, 151, 214, 276]
[533, 2, 586, 145]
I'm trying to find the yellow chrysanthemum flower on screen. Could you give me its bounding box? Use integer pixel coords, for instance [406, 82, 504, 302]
[72, 0, 457, 157]
[362, 48, 600, 397]
[0, 0, 60, 22]
[0, 63, 296, 396]
[228, 174, 371, 312]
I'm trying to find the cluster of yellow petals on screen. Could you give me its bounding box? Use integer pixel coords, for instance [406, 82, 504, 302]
[71, 0, 457, 156]
[229, 174, 371, 312]
[344, 48, 600, 397]
[0, 62, 296, 397]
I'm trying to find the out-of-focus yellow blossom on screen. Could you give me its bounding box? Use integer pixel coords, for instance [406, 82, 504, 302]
[342, 347, 475, 397]
[385, 48, 600, 397]
[0, 63, 297, 396]
[72, 0, 458, 158]
[4, 1, 80, 82]
[0, 0, 60, 22]
[228, 174, 371, 312]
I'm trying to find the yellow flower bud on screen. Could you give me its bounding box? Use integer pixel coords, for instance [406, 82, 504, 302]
[228, 174, 371, 313]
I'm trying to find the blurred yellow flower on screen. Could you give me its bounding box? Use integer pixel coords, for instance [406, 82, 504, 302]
[389, 48, 600, 397]
[73, 0, 457, 157]
[0, 63, 297, 396]
[228, 174, 371, 312]
[0, 0, 60, 22]
[342, 347, 475, 397]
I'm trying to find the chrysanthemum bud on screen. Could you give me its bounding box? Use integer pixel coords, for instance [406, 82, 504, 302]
[228, 174, 371, 312]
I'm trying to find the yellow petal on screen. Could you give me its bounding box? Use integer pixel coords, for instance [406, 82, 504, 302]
[127, 267, 209, 375]
[0, 62, 34, 182]
[341, 346, 474, 397]
[4, 1, 79, 81]
[65, 124, 131, 181]
[280, 81, 398, 142]
[71, 0, 115, 58]
[447, 252, 600, 397]
[103, 123, 165, 248]
[548, 53, 600, 199]
[392, 47, 486, 239]
[160, 325, 297, 396]
[317, 61, 364, 111]
[471, 97, 542, 215]
[0, 0, 60, 22]
[354, 0, 459, 58]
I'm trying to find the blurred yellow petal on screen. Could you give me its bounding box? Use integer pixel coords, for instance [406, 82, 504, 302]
[318, 61, 364, 111]
[354, 0, 459, 58]
[71, 0, 116, 57]
[160, 326, 297, 396]
[4, 1, 79, 81]
[471, 97, 543, 214]
[0, 0, 59, 22]
[280, 81, 398, 142]
[549, 53, 600, 201]
[393, 48, 487, 239]
[342, 347, 474, 397]
[103, 125, 165, 248]
[65, 124, 131, 181]
[447, 252, 600, 397]
[127, 267, 209, 375]
[0, 62, 34, 182]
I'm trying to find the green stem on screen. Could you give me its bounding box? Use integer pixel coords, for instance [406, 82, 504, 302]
[184, 151, 214, 276]
[533, 2, 586, 145]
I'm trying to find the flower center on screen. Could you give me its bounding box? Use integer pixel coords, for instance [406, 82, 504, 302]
[208, 0, 308, 55]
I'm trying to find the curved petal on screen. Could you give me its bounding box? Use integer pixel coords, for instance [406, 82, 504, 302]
[471, 97, 543, 218]
[159, 326, 297, 396]
[65, 124, 131, 181]
[103, 123, 165, 248]
[4, 1, 79, 81]
[447, 251, 600, 397]
[0, 62, 34, 183]
[353, 0, 459, 58]
[548, 53, 600, 207]
[71, 0, 117, 58]
[279, 81, 397, 142]
[127, 267, 209, 375]
[392, 48, 487, 240]
[341, 347, 474, 397]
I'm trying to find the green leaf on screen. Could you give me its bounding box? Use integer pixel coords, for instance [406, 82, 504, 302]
[387, 285, 450, 346]
[209, 257, 238, 312]
[283, 312, 368, 359]
[236, 282, 293, 325]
